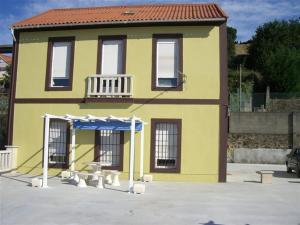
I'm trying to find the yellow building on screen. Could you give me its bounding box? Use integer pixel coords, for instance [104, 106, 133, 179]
[8, 3, 228, 184]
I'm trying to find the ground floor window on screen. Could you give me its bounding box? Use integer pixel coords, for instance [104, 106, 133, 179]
[48, 119, 69, 168]
[95, 130, 124, 171]
[150, 119, 181, 173]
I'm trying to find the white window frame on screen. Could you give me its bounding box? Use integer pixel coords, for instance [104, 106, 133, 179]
[46, 37, 74, 90]
[50, 42, 72, 87]
[156, 38, 179, 88]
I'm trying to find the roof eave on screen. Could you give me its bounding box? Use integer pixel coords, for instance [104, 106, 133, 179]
[11, 18, 227, 30]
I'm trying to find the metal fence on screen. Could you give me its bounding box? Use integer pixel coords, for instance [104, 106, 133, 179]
[0, 93, 8, 149]
[0, 93, 8, 115]
[230, 92, 300, 112]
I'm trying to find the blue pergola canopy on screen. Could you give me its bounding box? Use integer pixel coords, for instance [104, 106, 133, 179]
[73, 120, 143, 131]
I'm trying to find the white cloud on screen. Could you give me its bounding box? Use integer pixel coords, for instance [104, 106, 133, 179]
[216, 0, 300, 41]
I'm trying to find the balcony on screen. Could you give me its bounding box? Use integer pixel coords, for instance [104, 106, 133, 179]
[87, 75, 133, 98]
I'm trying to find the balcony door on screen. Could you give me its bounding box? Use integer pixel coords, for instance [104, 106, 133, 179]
[97, 36, 127, 95]
[101, 40, 124, 75]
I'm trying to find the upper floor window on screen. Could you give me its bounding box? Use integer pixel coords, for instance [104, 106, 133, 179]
[152, 34, 183, 91]
[45, 37, 75, 91]
[97, 36, 126, 74]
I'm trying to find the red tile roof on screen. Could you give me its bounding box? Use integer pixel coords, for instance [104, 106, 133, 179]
[0, 54, 12, 64]
[11, 3, 227, 29]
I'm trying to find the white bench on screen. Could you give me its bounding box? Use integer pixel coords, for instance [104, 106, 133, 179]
[31, 178, 42, 188]
[256, 170, 274, 184]
[133, 183, 146, 194]
[74, 171, 106, 189]
[111, 171, 121, 186]
[102, 170, 121, 186]
[142, 174, 153, 182]
[75, 172, 93, 188]
[61, 170, 71, 179]
[94, 171, 105, 189]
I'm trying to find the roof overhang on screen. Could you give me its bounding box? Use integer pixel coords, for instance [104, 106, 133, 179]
[12, 17, 227, 30]
[0, 45, 13, 54]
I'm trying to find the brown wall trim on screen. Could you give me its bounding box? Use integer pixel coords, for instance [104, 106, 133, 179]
[150, 118, 182, 173]
[96, 35, 127, 74]
[45, 36, 75, 91]
[133, 98, 218, 105]
[94, 130, 124, 171]
[14, 98, 220, 105]
[7, 32, 20, 145]
[86, 98, 134, 103]
[218, 23, 228, 182]
[14, 98, 85, 104]
[151, 34, 183, 91]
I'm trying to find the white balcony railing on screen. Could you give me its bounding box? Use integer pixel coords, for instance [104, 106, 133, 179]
[87, 74, 133, 98]
[0, 146, 18, 173]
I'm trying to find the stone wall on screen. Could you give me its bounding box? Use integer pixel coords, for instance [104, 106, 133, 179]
[229, 112, 291, 134]
[229, 112, 300, 149]
[228, 134, 290, 149]
[268, 99, 300, 112]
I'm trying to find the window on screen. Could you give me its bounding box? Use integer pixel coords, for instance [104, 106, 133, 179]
[95, 130, 124, 171]
[48, 119, 69, 168]
[97, 36, 126, 74]
[45, 37, 75, 91]
[150, 119, 181, 173]
[152, 34, 183, 91]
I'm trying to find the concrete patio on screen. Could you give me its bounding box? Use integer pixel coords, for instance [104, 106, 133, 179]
[1, 163, 299, 225]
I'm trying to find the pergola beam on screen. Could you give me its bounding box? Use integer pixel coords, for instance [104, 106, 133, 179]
[42, 115, 50, 188]
[129, 117, 136, 192]
[140, 122, 144, 180]
[70, 124, 76, 172]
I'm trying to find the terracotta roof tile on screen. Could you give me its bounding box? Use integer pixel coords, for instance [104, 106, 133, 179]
[0, 54, 12, 64]
[11, 3, 227, 29]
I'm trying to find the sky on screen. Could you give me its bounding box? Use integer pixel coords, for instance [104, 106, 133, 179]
[0, 0, 299, 44]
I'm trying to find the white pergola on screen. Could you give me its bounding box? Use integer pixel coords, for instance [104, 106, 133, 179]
[42, 113, 145, 193]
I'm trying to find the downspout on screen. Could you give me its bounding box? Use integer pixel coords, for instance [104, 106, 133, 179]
[10, 28, 16, 42]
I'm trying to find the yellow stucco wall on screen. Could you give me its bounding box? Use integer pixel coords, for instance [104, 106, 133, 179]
[15, 26, 220, 99]
[13, 103, 219, 182]
[12, 25, 221, 182]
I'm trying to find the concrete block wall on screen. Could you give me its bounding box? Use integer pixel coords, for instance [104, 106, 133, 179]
[229, 112, 300, 149]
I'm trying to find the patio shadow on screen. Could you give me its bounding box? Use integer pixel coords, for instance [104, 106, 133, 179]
[273, 171, 298, 179]
[0, 174, 31, 185]
[288, 181, 300, 183]
[198, 221, 224, 225]
[243, 180, 261, 183]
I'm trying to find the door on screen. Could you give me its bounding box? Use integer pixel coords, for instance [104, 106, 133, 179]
[95, 130, 124, 171]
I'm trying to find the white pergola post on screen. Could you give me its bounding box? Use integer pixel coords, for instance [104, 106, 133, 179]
[70, 124, 76, 172]
[129, 117, 136, 192]
[42, 115, 50, 188]
[139, 122, 144, 180]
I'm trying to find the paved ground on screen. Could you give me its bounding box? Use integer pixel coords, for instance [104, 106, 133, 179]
[1, 163, 300, 225]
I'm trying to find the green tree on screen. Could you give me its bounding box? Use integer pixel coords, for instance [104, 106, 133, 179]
[227, 26, 237, 66]
[227, 26, 256, 93]
[247, 19, 300, 92]
[0, 63, 11, 91]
